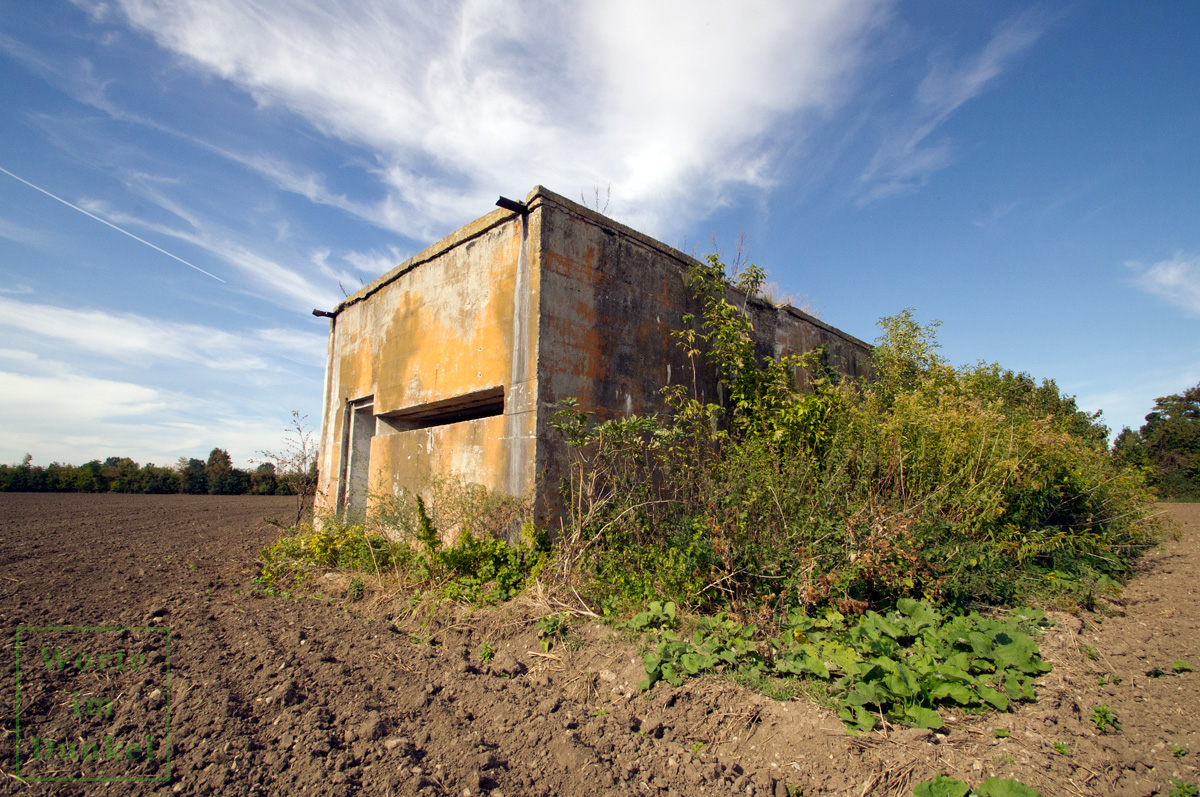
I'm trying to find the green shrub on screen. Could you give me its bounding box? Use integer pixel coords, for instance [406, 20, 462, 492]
[255, 514, 405, 593]
[256, 475, 546, 605]
[552, 256, 1163, 621]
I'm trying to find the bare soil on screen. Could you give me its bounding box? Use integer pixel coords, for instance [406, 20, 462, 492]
[0, 494, 1197, 796]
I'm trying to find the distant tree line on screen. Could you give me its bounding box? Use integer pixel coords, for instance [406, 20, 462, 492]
[0, 448, 316, 496]
[1113, 382, 1200, 501]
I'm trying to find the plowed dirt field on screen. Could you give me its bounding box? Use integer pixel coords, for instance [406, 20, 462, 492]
[1, 494, 1197, 796]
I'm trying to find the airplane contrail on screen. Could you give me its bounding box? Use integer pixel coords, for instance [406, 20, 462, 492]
[0, 165, 226, 284]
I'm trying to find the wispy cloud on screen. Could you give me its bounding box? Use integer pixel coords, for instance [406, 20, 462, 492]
[0, 367, 166, 422]
[75, 195, 344, 311]
[0, 360, 303, 465]
[0, 296, 327, 370]
[857, 9, 1048, 204]
[0, 218, 47, 248]
[971, 200, 1019, 229]
[342, 246, 408, 275]
[1126, 253, 1200, 316]
[98, 0, 888, 237]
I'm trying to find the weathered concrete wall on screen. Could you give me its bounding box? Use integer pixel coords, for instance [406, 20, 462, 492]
[314, 208, 541, 518]
[527, 187, 871, 519]
[747, 297, 874, 389]
[315, 185, 872, 528]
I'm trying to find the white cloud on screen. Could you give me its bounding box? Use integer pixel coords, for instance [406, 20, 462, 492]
[0, 364, 308, 466]
[342, 246, 408, 275]
[76, 196, 344, 311]
[0, 296, 327, 370]
[0, 368, 165, 422]
[0, 218, 47, 248]
[857, 9, 1047, 203]
[1127, 253, 1200, 316]
[104, 0, 888, 237]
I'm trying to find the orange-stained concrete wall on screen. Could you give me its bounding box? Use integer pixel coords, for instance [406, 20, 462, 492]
[315, 206, 541, 518]
[314, 186, 872, 527]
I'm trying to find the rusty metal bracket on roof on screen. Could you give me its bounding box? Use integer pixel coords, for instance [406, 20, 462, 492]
[495, 196, 528, 214]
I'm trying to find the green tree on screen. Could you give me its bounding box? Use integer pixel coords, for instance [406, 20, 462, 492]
[250, 463, 279, 495]
[3, 454, 45, 491]
[177, 457, 207, 494]
[1112, 427, 1149, 469]
[139, 463, 181, 494]
[75, 460, 109, 493]
[1140, 383, 1200, 500]
[205, 448, 235, 495]
[44, 462, 75, 492]
[102, 456, 142, 493]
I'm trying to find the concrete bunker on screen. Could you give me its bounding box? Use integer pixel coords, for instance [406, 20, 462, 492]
[313, 186, 872, 526]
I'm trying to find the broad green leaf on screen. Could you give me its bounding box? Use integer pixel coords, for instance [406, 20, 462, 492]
[913, 775, 970, 797]
[850, 705, 878, 732]
[966, 632, 993, 656]
[905, 706, 945, 730]
[992, 636, 1042, 674]
[970, 658, 996, 674]
[774, 654, 804, 676]
[934, 664, 973, 683]
[802, 652, 829, 679]
[977, 685, 1009, 711]
[896, 598, 942, 629]
[884, 674, 914, 698]
[825, 643, 861, 671]
[971, 776, 1043, 796]
[930, 681, 974, 705]
[896, 663, 921, 693]
[946, 652, 971, 672]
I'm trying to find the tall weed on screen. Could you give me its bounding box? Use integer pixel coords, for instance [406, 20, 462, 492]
[256, 474, 546, 604]
[554, 258, 1162, 620]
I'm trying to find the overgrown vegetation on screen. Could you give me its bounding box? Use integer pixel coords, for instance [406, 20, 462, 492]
[255, 475, 548, 605]
[629, 597, 1052, 733]
[552, 254, 1162, 621]
[255, 252, 1164, 736]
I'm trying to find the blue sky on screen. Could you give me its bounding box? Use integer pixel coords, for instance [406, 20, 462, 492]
[1, 1, 1197, 468]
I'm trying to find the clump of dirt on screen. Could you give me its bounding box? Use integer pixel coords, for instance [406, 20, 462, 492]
[0, 494, 1197, 796]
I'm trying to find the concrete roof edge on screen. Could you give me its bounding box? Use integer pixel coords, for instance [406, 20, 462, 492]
[328, 185, 872, 354]
[524, 185, 704, 271]
[773, 300, 873, 351]
[526, 185, 872, 353]
[332, 206, 517, 314]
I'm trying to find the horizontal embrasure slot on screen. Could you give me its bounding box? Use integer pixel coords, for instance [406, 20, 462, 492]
[376, 386, 505, 432]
